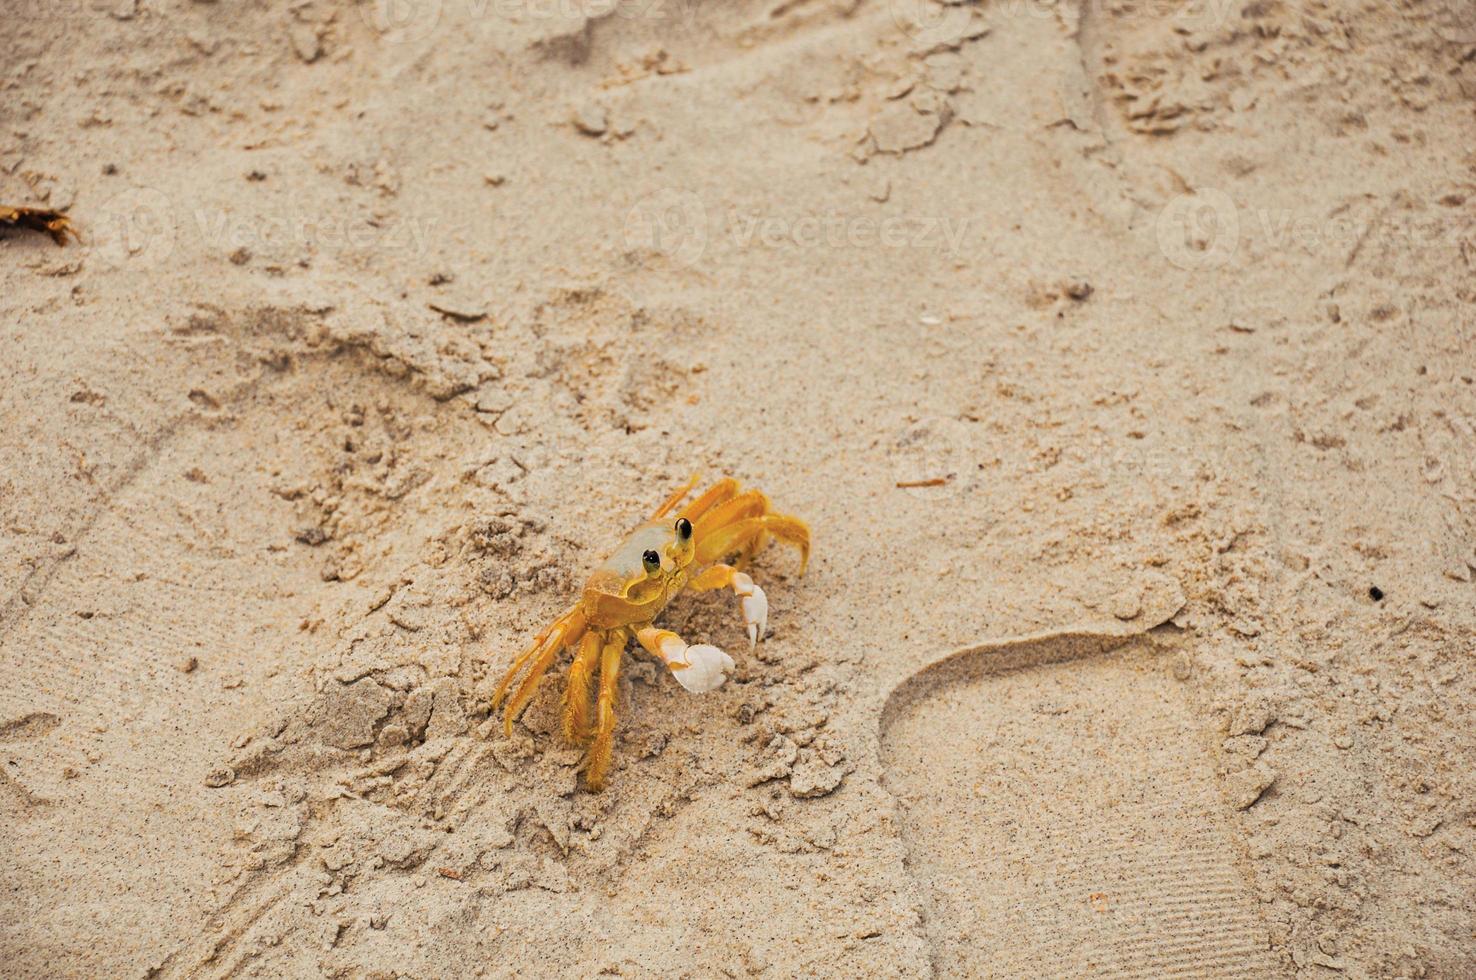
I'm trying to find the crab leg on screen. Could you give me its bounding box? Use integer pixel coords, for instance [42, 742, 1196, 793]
[695, 514, 810, 574]
[562, 630, 603, 742]
[497, 608, 588, 736]
[650, 473, 700, 519]
[636, 627, 736, 693]
[490, 611, 569, 709]
[694, 490, 775, 570]
[692, 490, 770, 537]
[585, 629, 629, 791]
[688, 564, 769, 647]
[678, 477, 740, 523]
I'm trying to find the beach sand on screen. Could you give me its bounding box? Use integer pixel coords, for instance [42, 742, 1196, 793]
[2, 1, 1474, 975]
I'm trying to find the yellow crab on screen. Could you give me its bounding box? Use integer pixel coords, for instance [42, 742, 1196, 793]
[490, 476, 810, 791]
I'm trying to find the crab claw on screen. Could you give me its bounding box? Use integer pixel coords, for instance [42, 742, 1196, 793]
[670, 643, 736, 693]
[732, 572, 768, 647]
[637, 628, 736, 693]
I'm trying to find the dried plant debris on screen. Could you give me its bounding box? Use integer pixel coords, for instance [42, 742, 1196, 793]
[1, 205, 77, 245]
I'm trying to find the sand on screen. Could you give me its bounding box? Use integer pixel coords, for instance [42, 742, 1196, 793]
[2, 0, 1474, 976]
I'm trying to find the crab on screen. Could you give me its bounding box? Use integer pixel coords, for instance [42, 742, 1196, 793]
[490, 475, 810, 791]
[0, 204, 76, 246]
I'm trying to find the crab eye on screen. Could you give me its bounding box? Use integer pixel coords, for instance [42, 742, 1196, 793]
[642, 549, 661, 573]
[675, 517, 692, 540]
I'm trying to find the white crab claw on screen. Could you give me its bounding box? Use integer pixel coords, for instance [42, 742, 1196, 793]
[643, 631, 735, 693]
[732, 572, 768, 647]
[669, 643, 735, 694]
[742, 586, 768, 647]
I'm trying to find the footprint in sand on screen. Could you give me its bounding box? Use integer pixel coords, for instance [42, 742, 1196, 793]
[881, 628, 1281, 978]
